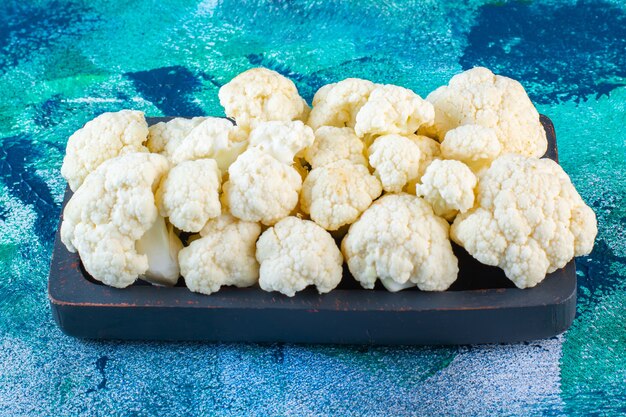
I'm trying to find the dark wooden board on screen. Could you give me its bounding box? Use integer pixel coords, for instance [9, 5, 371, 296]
[48, 115, 576, 345]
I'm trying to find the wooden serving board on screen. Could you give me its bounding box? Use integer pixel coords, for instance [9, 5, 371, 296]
[48, 115, 576, 345]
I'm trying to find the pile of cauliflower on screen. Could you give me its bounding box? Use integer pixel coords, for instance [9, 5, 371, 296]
[60, 67, 597, 296]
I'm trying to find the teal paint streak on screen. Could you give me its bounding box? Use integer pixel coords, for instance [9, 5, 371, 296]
[541, 88, 626, 415]
[0, 0, 624, 415]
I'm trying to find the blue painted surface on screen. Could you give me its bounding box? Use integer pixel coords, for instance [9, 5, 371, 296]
[460, 1, 626, 103]
[125, 66, 207, 116]
[0, 0, 624, 415]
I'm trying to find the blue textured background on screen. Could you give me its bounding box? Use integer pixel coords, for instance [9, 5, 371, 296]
[0, 1, 625, 415]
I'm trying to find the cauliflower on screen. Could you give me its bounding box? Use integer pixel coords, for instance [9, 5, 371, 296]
[303, 126, 367, 169]
[300, 160, 382, 231]
[146, 116, 207, 155]
[256, 217, 343, 296]
[440, 124, 502, 174]
[405, 134, 442, 192]
[368, 134, 422, 192]
[311, 83, 334, 106]
[61, 110, 149, 191]
[415, 159, 477, 221]
[156, 159, 222, 233]
[354, 84, 435, 138]
[179, 213, 261, 295]
[60, 152, 183, 288]
[135, 215, 183, 286]
[218, 67, 309, 131]
[413, 135, 441, 168]
[450, 154, 597, 288]
[168, 117, 248, 171]
[424, 67, 547, 157]
[248, 120, 314, 165]
[58, 69, 595, 298]
[307, 78, 376, 130]
[342, 193, 458, 292]
[222, 147, 302, 225]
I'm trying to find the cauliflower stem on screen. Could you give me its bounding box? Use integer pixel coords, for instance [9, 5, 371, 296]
[136, 216, 183, 286]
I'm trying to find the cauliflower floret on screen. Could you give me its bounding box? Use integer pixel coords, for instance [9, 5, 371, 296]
[307, 78, 376, 130]
[311, 83, 334, 106]
[342, 193, 458, 292]
[218, 67, 309, 131]
[424, 67, 547, 157]
[416, 159, 477, 221]
[146, 117, 207, 155]
[440, 125, 502, 174]
[223, 148, 302, 225]
[256, 217, 343, 296]
[354, 84, 435, 138]
[179, 213, 261, 295]
[405, 134, 442, 192]
[248, 120, 315, 165]
[411, 135, 442, 177]
[450, 154, 597, 288]
[168, 117, 248, 171]
[301, 160, 382, 231]
[61, 110, 149, 191]
[368, 134, 422, 192]
[60, 153, 184, 288]
[156, 159, 222, 233]
[303, 126, 367, 169]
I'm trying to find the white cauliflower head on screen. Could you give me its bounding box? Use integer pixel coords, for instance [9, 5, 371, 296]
[156, 159, 222, 233]
[218, 67, 309, 131]
[179, 213, 261, 295]
[450, 154, 597, 288]
[304, 126, 367, 169]
[415, 159, 477, 221]
[168, 117, 248, 171]
[440, 124, 502, 174]
[342, 193, 458, 292]
[223, 148, 302, 225]
[248, 120, 315, 165]
[425, 67, 547, 157]
[354, 84, 435, 138]
[61, 110, 149, 191]
[256, 217, 343, 296]
[146, 116, 207, 155]
[307, 78, 376, 130]
[301, 160, 382, 231]
[60, 152, 176, 288]
[368, 134, 422, 193]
